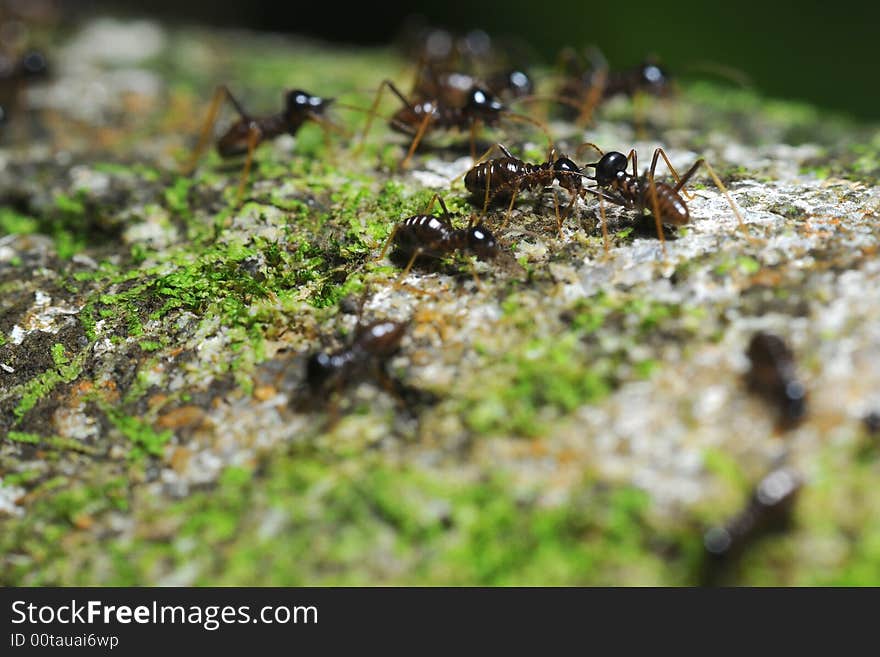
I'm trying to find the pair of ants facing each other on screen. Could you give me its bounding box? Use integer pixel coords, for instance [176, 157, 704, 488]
[462, 141, 746, 252]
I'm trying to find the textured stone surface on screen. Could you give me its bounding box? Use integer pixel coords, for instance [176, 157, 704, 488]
[1, 19, 880, 585]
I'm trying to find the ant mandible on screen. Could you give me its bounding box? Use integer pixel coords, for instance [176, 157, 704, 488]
[579, 143, 748, 255]
[182, 85, 343, 203]
[379, 193, 499, 288]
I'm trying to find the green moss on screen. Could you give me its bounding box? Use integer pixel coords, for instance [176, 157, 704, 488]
[11, 350, 85, 424]
[103, 407, 173, 459]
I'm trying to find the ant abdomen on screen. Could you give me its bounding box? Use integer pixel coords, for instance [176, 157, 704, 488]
[393, 214, 457, 259]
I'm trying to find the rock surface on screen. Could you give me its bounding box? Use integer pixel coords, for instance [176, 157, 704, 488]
[2, 19, 880, 585]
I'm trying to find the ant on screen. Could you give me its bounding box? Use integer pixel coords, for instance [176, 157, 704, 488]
[745, 331, 807, 430]
[182, 85, 344, 203]
[579, 143, 747, 255]
[0, 49, 48, 126]
[702, 466, 801, 584]
[557, 48, 672, 125]
[463, 142, 586, 235]
[414, 66, 535, 108]
[378, 194, 499, 288]
[305, 318, 409, 396]
[355, 76, 550, 169]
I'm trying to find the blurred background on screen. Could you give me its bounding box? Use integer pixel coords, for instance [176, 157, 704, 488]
[14, 0, 880, 121]
[83, 0, 880, 121]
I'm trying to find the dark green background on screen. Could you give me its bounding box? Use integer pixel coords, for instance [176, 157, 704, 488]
[100, 0, 879, 120]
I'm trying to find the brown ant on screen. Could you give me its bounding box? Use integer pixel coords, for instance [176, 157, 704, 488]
[0, 48, 48, 126]
[580, 144, 747, 254]
[378, 194, 499, 288]
[355, 77, 550, 169]
[182, 85, 345, 203]
[463, 142, 587, 235]
[557, 48, 672, 125]
[745, 331, 807, 430]
[305, 318, 409, 395]
[702, 467, 801, 584]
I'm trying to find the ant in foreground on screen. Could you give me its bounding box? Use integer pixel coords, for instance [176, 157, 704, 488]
[305, 318, 409, 395]
[379, 194, 499, 288]
[745, 331, 807, 430]
[356, 77, 550, 169]
[182, 86, 343, 203]
[556, 48, 672, 125]
[580, 143, 747, 254]
[0, 49, 48, 126]
[702, 467, 801, 584]
[463, 142, 586, 235]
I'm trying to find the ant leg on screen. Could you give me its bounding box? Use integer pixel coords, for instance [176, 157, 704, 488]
[576, 68, 607, 127]
[647, 173, 668, 257]
[626, 149, 639, 179]
[421, 193, 451, 222]
[500, 182, 522, 231]
[502, 111, 553, 151]
[552, 190, 563, 237]
[651, 147, 695, 200]
[378, 224, 401, 261]
[183, 85, 239, 175]
[562, 188, 579, 225]
[599, 192, 610, 256]
[467, 256, 484, 291]
[401, 112, 434, 170]
[235, 123, 261, 206]
[394, 248, 424, 289]
[355, 79, 413, 155]
[692, 158, 751, 239]
[469, 120, 480, 162]
[575, 142, 605, 161]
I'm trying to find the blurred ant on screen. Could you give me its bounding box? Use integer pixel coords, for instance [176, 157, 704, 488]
[306, 318, 409, 395]
[702, 467, 801, 585]
[355, 77, 550, 169]
[0, 48, 48, 126]
[579, 143, 747, 254]
[379, 193, 499, 288]
[745, 331, 807, 430]
[399, 22, 535, 101]
[463, 142, 586, 235]
[556, 48, 672, 125]
[182, 85, 344, 203]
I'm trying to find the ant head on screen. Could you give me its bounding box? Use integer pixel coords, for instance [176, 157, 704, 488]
[305, 352, 334, 388]
[285, 89, 332, 116]
[19, 51, 49, 78]
[553, 157, 579, 174]
[588, 151, 629, 185]
[466, 224, 499, 260]
[466, 87, 504, 116]
[639, 60, 671, 94]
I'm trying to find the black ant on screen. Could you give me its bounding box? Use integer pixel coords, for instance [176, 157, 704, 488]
[305, 318, 409, 395]
[557, 48, 672, 125]
[580, 143, 747, 254]
[745, 331, 807, 430]
[399, 22, 534, 102]
[182, 85, 344, 203]
[463, 142, 586, 235]
[702, 467, 801, 584]
[413, 66, 534, 108]
[378, 194, 499, 288]
[0, 49, 48, 126]
[355, 77, 550, 169]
